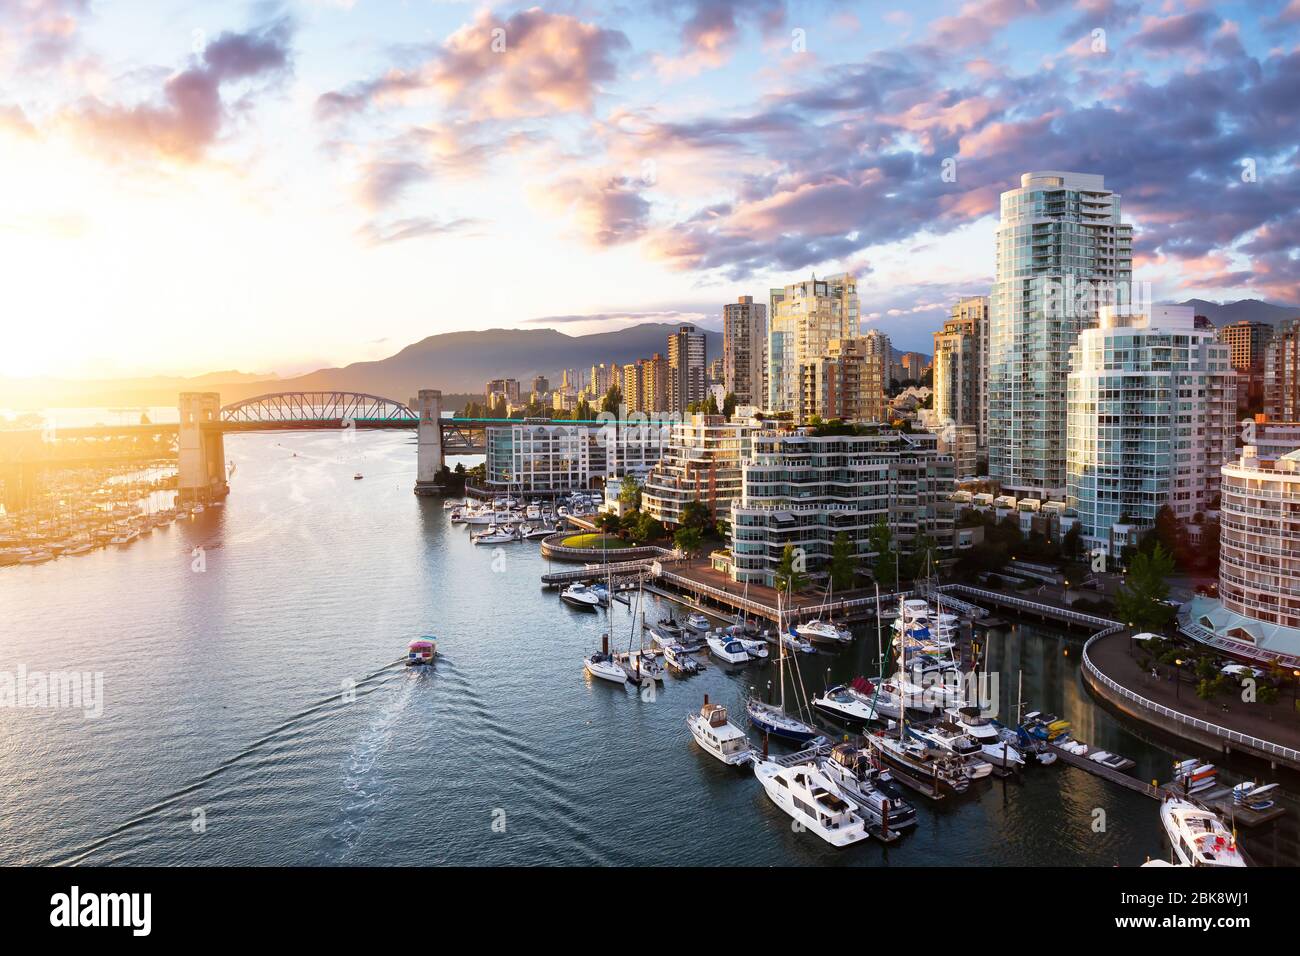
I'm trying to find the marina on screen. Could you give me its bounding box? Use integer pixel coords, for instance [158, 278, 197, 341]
[3, 429, 1299, 866]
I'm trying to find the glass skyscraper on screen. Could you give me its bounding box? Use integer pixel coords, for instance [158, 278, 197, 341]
[988, 171, 1133, 499]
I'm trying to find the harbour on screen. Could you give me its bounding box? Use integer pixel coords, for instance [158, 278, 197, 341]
[3, 429, 1299, 866]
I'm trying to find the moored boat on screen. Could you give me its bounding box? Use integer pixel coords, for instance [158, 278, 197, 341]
[584, 634, 628, 685]
[752, 757, 870, 847]
[560, 583, 602, 610]
[1159, 797, 1246, 867]
[686, 696, 752, 766]
[706, 634, 750, 664]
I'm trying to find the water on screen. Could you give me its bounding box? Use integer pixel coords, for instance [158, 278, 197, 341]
[2, 429, 1297, 865]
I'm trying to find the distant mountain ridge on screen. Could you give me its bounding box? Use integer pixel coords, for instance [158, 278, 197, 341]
[1170, 298, 1300, 327]
[0, 323, 723, 408]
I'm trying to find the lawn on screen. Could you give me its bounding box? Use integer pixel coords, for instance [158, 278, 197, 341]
[561, 534, 635, 550]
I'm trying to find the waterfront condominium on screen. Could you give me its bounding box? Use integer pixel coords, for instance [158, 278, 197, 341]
[722, 295, 767, 407]
[667, 325, 707, 414]
[932, 296, 988, 450]
[641, 414, 753, 527]
[1183, 445, 1300, 662]
[485, 421, 670, 494]
[797, 338, 887, 424]
[1264, 318, 1300, 421]
[729, 426, 956, 587]
[988, 171, 1134, 500]
[1065, 306, 1235, 556]
[766, 274, 859, 413]
[860, 328, 892, 394]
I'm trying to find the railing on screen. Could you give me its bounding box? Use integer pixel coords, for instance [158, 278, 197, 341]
[1081, 631, 1300, 766]
[943, 584, 1121, 630]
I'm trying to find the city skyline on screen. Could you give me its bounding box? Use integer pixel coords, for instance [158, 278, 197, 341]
[3, 1, 1299, 382]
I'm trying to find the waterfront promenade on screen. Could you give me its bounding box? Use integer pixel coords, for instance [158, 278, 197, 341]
[1083, 627, 1300, 772]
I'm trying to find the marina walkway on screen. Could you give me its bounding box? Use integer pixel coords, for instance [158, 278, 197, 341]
[1083, 628, 1300, 772]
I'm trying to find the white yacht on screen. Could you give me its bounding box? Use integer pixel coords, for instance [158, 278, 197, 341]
[617, 649, 665, 684]
[945, 706, 1024, 768]
[907, 724, 993, 778]
[686, 612, 713, 633]
[706, 633, 750, 664]
[471, 524, 518, 545]
[796, 619, 852, 645]
[820, 743, 919, 832]
[560, 583, 602, 610]
[812, 684, 880, 728]
[1159, 798, 1247, 867]
[686, 698, 752, 765]
[752, 758, 871, 847]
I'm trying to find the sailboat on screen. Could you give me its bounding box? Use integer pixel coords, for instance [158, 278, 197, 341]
[864, 593, 972, 799]
[584, 633, 628, 685]
[617, 583, 665, 684]
[746, 590, 819, 744]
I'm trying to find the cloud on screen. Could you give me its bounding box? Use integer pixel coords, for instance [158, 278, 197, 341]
[0, 103, 36, 139]
[0, 0, 89, 72]
[63, 16, 293, 162]
[316, 8, 629, 122]
[539, 170, 654, 246]
[356, 215, 480, 246]
[651, 0, 786, 77]
[1131, 11, 1221, 51]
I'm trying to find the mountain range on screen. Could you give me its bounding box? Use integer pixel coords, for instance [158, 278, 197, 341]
[4, 298, 1296, 412]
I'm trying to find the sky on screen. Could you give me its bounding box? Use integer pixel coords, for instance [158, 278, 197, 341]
[1, 0, 1298, 379]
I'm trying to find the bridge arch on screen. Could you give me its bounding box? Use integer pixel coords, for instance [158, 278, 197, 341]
[219, 391, 415, 426]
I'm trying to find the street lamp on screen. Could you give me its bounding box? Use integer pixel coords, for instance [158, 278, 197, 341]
[1174, 658, 1183, 700]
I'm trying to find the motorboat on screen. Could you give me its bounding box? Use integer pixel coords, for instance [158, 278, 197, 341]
[686, 697, 752, 765]
[865, 733, 971, 798]
[663, 642, 702, 675]
[812, 683, 880, 728]
[1159, 797, 1247, 867]
[64, 542, 96, 557]
[1022, 711, 1072, 743]
[584, 635, 628, 685]
[406, 638, 437, 666]
[728, 633, 767, 660]
[796, 619, 852, 646]
[946, 706, 1024, 768]
[745, 696, 819, 744]
[521, 524, 554, 539]
[649, 619, 687, 649]
[110, 530, 140, 548]
[752, 758, 870, 847]
[588, 583, 611, 607]
[820, 743, 918, 833]
[617, 649, 665, 684]
[907, 723, 993, 778]
[686, 612, 713, 633]
[353, 473, 363, 480]
[19, 550, 54, 564]
[472, 524, 518, 544]
[560, 583, 602, 610]
[780, 629, 816, 655]
[706, 633, 750, 664]
[442, 499, 463, 510]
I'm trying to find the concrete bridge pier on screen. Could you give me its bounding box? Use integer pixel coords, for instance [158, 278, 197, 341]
[178, 392, 228, 503]
[413, 388, 444, 496]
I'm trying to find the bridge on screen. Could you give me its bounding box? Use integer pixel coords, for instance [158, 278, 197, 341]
[1, 389, 610, 505]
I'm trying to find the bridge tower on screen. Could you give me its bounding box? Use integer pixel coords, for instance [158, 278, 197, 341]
[412, 388, 444, 496]
[178, 392, 228, 503]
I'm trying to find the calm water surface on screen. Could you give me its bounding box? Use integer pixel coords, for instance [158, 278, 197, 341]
[2, 430, 1297, 865]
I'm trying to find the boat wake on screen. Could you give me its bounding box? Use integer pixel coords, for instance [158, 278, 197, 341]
[329, 671, 421, 860]
[45, 658, 407, 866]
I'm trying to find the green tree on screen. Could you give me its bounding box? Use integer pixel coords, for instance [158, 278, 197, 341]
[674, 525, 703, 556]
[601, 385, 622, 414]
[617, 475, 642, 511]
[829, 532, 856, 592]
[1114, 542, 1176, 632]
[679, 499, 712, 533]
[774, 543, 808, 595]
[595, 512, 622, 535]
[722, 392, 737, 419]
[635, 513, 665, 543]
[1061, 522, 1083, 561]
[704, 393, 719, 415]
[868, 517, 896, 588]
